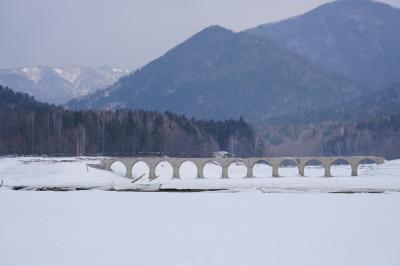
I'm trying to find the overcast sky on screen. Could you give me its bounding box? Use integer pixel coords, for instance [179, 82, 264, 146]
[1, 0, 399, 70]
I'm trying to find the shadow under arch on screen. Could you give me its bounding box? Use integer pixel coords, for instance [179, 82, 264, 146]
[178, 160, 198, 179]
[304, 159, 325, 177]
[227, 159, 248, 179]
[202, 160, 222, 179]
[131, 160, 150, 179]
[278, 159, 299, 177]
[110, 161, 127, 177]
[252, 160, 272, 177]
[330, 159, 351, 177]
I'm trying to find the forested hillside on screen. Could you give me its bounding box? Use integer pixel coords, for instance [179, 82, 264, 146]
[0, 85, 255, 157]
[267, 83, 400, 125]
[246, 0, 400, 89]
[259, 112, 400, 160]
[256, 83, 400, 159]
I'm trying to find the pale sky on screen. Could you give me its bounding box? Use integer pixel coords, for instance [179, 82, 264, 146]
[1, 0, 399, 70]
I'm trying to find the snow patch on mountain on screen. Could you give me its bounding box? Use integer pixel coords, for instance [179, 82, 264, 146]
[53, 66, 82, 83]
[0, 65, 130, 104]
[20, 67, 43, 84]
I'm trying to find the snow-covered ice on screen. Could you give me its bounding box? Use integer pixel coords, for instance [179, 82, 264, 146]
[1, 191, 400, 266]
[1, 156, 400, 265]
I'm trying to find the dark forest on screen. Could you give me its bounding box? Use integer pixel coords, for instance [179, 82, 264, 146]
[0, 85, 255, 157]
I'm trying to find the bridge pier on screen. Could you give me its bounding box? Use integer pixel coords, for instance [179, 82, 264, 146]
[272, 164, 279, 177]
[222, 165, 229, 179]
[126, 164, 133, 178]
[299, 165, 305, 177]
[149, 164, 157, 180]
[351, 163, 358, 177]
[246, 162, 252, 178]
[197, 165, 204, 178]
[324, 165, 332, 177]
[172, 165, 180, 179]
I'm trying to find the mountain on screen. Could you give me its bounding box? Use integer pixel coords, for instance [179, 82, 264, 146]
[68, 26, 365, 122]
[0, 65, 129, 104]
[246, 0, 400, 89]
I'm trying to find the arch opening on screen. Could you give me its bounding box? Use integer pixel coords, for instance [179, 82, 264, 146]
[227, 160, 247, 179]
[304, 160, 325, 177]
[278, 160, 299, 177]
[110, 161, 127, 177]
[252, 160, 272, 178]
[155, 161, 174, 180]
[203, 161, 222, 179]
[357, 159, 378, 176]
[132, 161, 150, 179]
[330, 159, 351, 177]
[179, 161, 198, 179]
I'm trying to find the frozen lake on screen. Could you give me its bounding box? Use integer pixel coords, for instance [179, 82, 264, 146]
[1, 191, 399, 266]
[1, 157, 400, 265]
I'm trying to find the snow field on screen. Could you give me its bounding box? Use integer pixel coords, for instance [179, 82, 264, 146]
[1, 157, 400, 265]
[0, 191, 399, 266]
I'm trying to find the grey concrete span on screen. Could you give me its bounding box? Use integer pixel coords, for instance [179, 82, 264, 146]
[99, 156, 385, 179]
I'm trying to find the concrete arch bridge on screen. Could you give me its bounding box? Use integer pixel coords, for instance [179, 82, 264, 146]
[99, 156, 385, 179]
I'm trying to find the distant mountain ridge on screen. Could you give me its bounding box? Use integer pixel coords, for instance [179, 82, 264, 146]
[68, 25, 366, 122]
[246, 0, 400, 89]
[0, 65, 129, 104]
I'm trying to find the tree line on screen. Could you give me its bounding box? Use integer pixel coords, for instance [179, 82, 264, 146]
[0, 85, 255, 157]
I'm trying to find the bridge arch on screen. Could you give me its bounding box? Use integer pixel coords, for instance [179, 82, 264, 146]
[330, 159, 352, 177]
[154, 160, 174, 179]
[227, 159, 248, 179]
[131, 160, 150, 179]
[178, 160, 198, 179]
[110, 160, 127, 177]
[303, 159, 326, 177]
[202, 160, 222, 179]
[356, 158, 379, 176]
[277, 159, 299, 177]
[251, 160, 273, 177]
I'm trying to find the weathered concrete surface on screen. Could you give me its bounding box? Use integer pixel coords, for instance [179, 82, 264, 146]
[99, 156, 385, 179]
